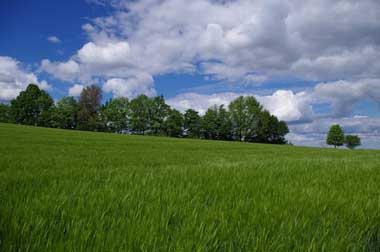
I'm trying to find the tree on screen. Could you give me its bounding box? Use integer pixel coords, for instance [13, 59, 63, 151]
[229, 96, 263, 141]
[0, 104, 11, 123]
[326, 124, 345, 148]
[129, 95, 151, 135]
[255, 110, 288, 144]
[48, 96, 79, 129]
[97, 97, 129, 133]
[184, 109, 201, 138]
[10, 84, 53, 126]
[77, 85, 102, 131]
[216, 105, 233, 141]
[345, 135, 361, 149]
[201, 106, 219, 140]
[164, 108, 183, 137]
[149, 96, 170, 135]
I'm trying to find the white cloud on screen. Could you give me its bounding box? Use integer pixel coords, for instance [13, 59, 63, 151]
[40, 59, 80, 82]
[103, 73, 156, 98]
[77, 41, 130, 66]
[258, 90, 312, 122]
[47, 36, 61, 43]
[41, 0, 380, 104]
[68, 84, 84, 97]
[0, 56, 51, 101]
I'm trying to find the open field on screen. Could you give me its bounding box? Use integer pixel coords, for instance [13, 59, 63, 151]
[0, 123, 380, 251]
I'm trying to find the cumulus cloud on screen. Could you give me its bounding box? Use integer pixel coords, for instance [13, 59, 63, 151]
[39, 0, 380, 100]
[258, 90, 312, 122]
[47, 36, 61, 43]
[68, 84, 84, 97]
[0, 56, 51, 102]
[313, 79, 380, 117]
[103, 73, 156, 98]
[41, 59, 80, 82]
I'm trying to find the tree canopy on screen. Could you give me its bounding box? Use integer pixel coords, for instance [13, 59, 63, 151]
[345, 135, 361, 149]
[326, 124, 345, 148]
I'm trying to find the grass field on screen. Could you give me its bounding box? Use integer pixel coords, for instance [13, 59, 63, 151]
[0, 123, 380, 251]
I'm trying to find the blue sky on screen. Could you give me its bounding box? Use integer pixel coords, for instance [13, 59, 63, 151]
[1, 0, 380, 148]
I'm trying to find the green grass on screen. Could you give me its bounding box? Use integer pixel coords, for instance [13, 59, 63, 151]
[0, 123, 380, 251]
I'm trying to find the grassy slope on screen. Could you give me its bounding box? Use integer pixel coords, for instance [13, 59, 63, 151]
[0, 123, 379, 251]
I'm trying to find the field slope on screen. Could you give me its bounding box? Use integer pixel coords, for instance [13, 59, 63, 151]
[0, 123, 380, 251]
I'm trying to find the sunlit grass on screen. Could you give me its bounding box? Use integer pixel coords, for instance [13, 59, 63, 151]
[0, 123, 379, 251]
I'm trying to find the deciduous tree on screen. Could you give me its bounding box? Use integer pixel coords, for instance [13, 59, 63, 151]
[345, 135, 361, 149]
[77, 85, 102, 131]
[326, 124, 345, 148]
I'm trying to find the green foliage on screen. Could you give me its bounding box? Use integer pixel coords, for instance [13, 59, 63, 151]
[128, 94, 151, 135]
[1, 123, 379, 251]
[184, 109, 201, 138]
[201, 105, 232, 140]
[49, 96, 79, 129]
[0, 103, 11, 123]
[327, 124, 345, 148]
[228, 96, 263, 141]
[254, 111, 289, 144]
[77, 85, 102, 131]
[97, 97, 129, 133]
[163, 108, 183, 137]
[149, 96, 170, 135]
[10, 84, 54, 126]
[345, 135, 361, 149]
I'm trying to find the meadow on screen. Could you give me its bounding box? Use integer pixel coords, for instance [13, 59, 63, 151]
[0, 123, 379, 251]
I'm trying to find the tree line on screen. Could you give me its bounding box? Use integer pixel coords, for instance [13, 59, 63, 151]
[0, 84, 289, 144]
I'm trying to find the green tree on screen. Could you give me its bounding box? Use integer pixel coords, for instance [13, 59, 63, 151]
[228, 96, 263, 141]
[184, 109, 201, 138]
[164, 108, 183, 137]
[129, 95, 151, 135]
[97, 97, 129, 133]
[10, 84, 53, 126]
[255, 110, 289, 144]
[326, 124, 345, 148]
[77, 85, 102, 131]
[48, 96, 79, 129]
[149, 96, 170, 135]
[0, 104, 11, 123]
[345, 135, 361, 149]
[216, 105, 233, 141]
[201, 106, 219, 140]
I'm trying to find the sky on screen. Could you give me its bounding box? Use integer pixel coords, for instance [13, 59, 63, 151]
[1, 0, 380, 148]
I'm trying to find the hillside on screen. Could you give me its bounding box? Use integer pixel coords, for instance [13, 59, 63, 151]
[0, 123, 379, 251]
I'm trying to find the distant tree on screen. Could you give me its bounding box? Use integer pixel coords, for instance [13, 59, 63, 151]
[10, 84, 54, 126]
[129, 95, 151, 135]
[149, 96, 170, 135]
[184, 109, 201, 138]
[0, 104, 11, 123]
[255, 110, 289, 144]
[201, 106, 219, 140]
[48, 96, 79, 129]
[77, 85, 102, 131]
[164, 108, 183, 137]
[229, 96, 263, 141]
[97, 97, 129, 133]
[326, 124, 345, 148]
[216, 105, 233, 141]
[345, 135, 361, 149]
